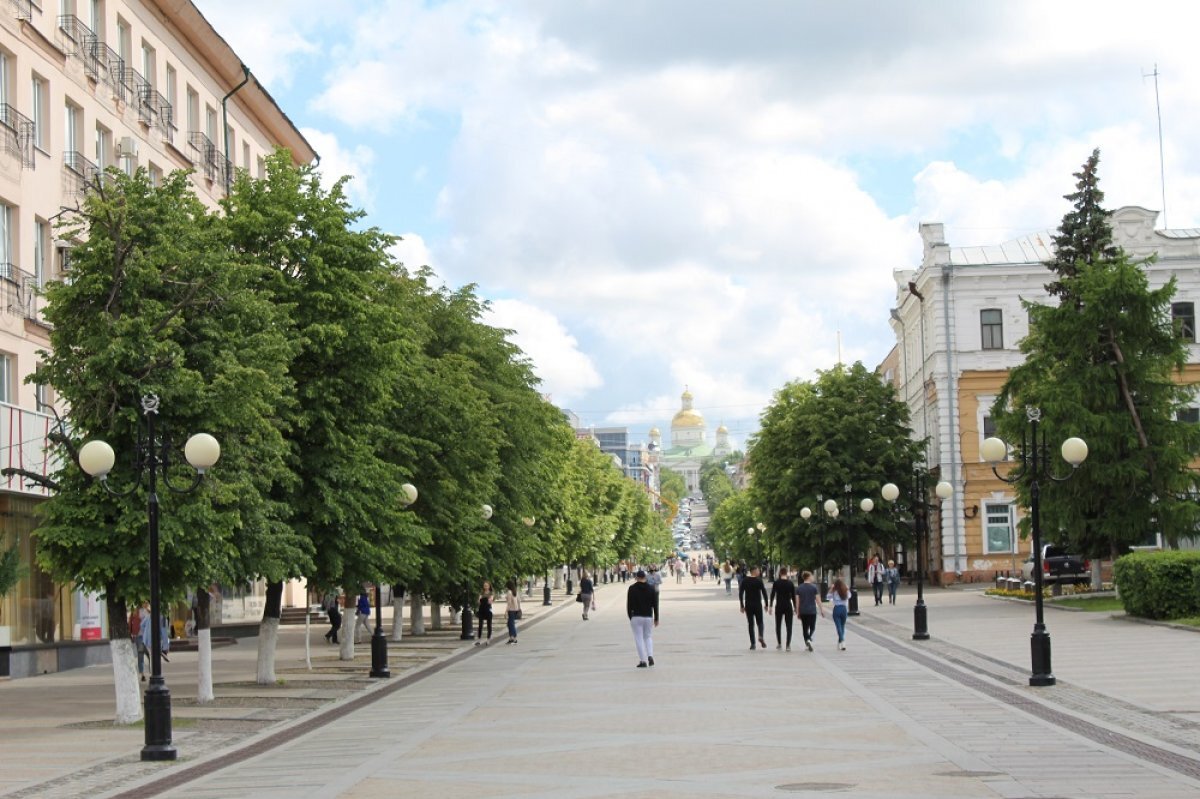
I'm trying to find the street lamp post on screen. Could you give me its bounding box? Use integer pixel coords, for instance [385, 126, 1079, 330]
[77, 394, 220, 762]
[375, 482, 418, 673]
[756, 522, 767, 578]
[882, 476, 952, 640]
[982, 406, 1088, 687]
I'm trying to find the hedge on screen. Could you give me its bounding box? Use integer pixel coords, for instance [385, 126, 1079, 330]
[1112, 550, 1200, 620]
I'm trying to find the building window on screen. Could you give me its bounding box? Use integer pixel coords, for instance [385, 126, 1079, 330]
[33, 219, 47, 287]
[30, 76, 48, 150]
[1172, 302, 1195, 342]
[984, 503, 1015, 554]
[0, 353, 12, 405]
[116, 17, 131, 64]
[141, 42, 156, 89]
[0, 50, 9, 108]
[981, 309, 1004, 350]
[0, 204, 12, 274]
[165, 64, 177, 112]
[148, 163, 161, 187]
[89, 0, 104, 40]
[34, 366, 50, 411]
[64, 100, 79, 153]
[1177, 407, 1200, 424]
[95, 124, 111, 169]
[205, 105, 216, 140]
[256, 155, 265, 179]
[186, 86, 198, 134]
[242, 141, 250, 170]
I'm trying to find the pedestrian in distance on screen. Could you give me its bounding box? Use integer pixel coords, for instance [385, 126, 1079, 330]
[886, 559, 900, 605]
[796, 571, 825, 651]
[133, 603, 149, 681]
[647, 564, 663, 595]
[769, 565, 797, 650]
[690, 559, 699, 583]
[739, 565, 769, 650]
[323, 591, 342, 644]
[475, 581, 494, 645]
[828, 577, 851, 650]
[868, 555, 885, 606]
[721, 561, 734, 594]
[505, 579, 522, 644]
[354, 590, 372, 643]
[579, 572, 595, 620]
[627, 568, 659, 667]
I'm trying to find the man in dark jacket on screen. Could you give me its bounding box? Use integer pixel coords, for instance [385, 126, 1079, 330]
[769, 566, 797, 651]
[627, 569, 659, 668]
[739, 565, 769, 650]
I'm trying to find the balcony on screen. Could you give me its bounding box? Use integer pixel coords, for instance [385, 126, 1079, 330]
[0, 104, 35, 170]
[0, 263, 39, 323]
[187, 131, 225, 185]
[141, 87, 175, 141]
[10, 0, 33, 22]
[57, 15, 102, 81]
[0, 400, 62, 497]
[63, 150, 100, 198]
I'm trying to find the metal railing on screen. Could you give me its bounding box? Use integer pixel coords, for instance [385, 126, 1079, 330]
[0, 104, 35, 169]
[58, 15, 102, 80]
[63, 150, 100, 197]
[187, 131, 224, 183]
[0, 263, 38, 321]
[10, 0, 33, 22]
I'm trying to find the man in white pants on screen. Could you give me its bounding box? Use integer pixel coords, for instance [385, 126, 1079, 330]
[626, 569, 660, 668]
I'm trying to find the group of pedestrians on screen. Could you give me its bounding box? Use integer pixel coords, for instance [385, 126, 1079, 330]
[867, 555, 901, 606]
[738, 566, 853, 651]
[128, 603, 170, 682]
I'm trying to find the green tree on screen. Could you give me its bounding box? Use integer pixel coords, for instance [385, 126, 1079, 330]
[749, 363, 922, 574]
[699, 460, 735, 512]
[658, 469, 686, 514]
[34, 168, 303, 718]
[993, 150, 1200, 558]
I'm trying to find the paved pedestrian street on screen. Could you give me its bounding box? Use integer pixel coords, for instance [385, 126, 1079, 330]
[24, 578, 1184, 799]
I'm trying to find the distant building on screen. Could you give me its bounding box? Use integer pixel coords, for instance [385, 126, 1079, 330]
[646, 388, 731, 494]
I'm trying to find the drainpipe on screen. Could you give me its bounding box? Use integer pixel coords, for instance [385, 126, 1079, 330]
[222, 65, 251, 195]
[941, 263, 964, 576]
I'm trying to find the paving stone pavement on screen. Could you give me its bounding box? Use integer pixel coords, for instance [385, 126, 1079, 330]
[84, 578, 1200, 798]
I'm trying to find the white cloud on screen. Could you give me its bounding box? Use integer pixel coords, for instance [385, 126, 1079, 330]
[192, 0, 333, 89]
[298, 128, 376, 213]
[481, 300, 603, 406]
[388, 234, 434, 272]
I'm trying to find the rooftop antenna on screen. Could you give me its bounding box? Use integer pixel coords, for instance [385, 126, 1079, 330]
[836, 330, 843, 365]
[1143, 64, 1167, 228]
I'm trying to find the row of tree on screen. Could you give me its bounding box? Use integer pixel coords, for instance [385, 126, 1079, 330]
[31, 154, 667, 720]
[706, 151, 1200, 577]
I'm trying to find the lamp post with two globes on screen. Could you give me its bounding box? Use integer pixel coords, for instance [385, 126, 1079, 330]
[77, 394, 221, 762]
[982, 406, 1088, 687]
[881, 476, 952, 640]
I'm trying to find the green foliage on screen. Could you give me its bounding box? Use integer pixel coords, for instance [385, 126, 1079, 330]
[1112, 550, 1200, 620]
[707, 489, 757, 562]
[994, 151, 1200, 557]
[698, 460, 734, 512]
[34, 168, 307, 608]
[0, 539, 22, 600]
[748, 362, 922, 573]
[658, 469, 686, 512]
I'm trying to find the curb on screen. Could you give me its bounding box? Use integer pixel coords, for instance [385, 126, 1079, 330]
[1111, 613, 1200, 634]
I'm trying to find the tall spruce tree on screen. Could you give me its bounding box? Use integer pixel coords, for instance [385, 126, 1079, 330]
[993, 150, 1200, 558]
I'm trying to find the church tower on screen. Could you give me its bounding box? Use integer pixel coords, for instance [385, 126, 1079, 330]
[671, 387, 706, 450]
[713, 423, 731, 457]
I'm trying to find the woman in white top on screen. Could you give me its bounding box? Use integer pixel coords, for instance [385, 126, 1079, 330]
[505, 579, 522, 644]
[827, 577, 850, 650]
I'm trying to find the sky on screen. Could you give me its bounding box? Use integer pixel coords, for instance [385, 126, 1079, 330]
[194, 0, 1200, 450]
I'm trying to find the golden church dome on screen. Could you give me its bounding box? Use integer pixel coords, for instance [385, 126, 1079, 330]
[672, 408, 705, 429]
[717, 424, 728, 434]
[649, 427, 661, 437]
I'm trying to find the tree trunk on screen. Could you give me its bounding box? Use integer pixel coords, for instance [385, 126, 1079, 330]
[390, 587, 405, 642]
[410, 592, 425, 636]
[430, 603, 442, 631]
[553, 568, 562, 590]
[256, 581, 283, 685]
[106, 593, 141, 725]
[338, 599, 355, 660]
[195, 587, 214, 704]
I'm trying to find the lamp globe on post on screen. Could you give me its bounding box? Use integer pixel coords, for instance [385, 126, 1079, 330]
[983, 411, 1087, 687]
[79, 440, 116, 479]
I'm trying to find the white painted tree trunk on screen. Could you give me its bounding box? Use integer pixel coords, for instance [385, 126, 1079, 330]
[1092, 559, 1103, 591]
[110, 638, 143, 724]
[449, 606, 460, 626]
[553, 568, 562, 589]
[256, 617, 280, 684]
[338, 608, 355, 660]
[430, 603, 442, 631]
[197, 628, 214, 703]
[410, 593, 425, 636]
[390, 595, 405, 641]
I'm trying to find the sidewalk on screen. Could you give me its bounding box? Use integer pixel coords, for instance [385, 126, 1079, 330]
[0, 590, 578, 799]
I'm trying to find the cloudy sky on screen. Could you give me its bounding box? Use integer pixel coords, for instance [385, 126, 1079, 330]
[195, 0, 1200, 449]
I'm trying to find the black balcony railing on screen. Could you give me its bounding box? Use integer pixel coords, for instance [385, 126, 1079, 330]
[0, 265, 39, 321]
[141, 86, 174, 139]
[10, 0, 33, 22]
[0, 104, 35, 169]
[58, 15, 102, 80]
[187, 131, 224, 183]
[63, 150, 100, 197]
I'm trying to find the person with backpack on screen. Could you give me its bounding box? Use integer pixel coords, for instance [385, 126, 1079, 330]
[354, 590, 372, 643]
[579, 572, 595, 620]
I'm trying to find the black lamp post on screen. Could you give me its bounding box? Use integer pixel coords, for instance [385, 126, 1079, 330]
[373, 482, 418, 676]
[78, 394, 221, 762]
[983, 406, 1088, 687]
[802, 501, 829, 597]
[882, 474, 952, 641]
[825, 486, 873, 616]
[459, 581, 475, 641]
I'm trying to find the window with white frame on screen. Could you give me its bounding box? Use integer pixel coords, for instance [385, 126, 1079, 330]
[981, 308, 1004, 350]
[141, 42, 156, 88]
[34, 363, 49, 411]
[1177, 407, 1199, 424]
[64, 100, 80, 153]
[1172, 302, 1195, 342]
[984, 503, 1015, 554]
[95, 123, 111, 169]
[0, 50, 10, 108]
[0, 203, 12, 275]
[186, 86, 198, 134]
[33, 219, 47, 287]
[31, 75, 48, 150]
[89, 0, 104, 40]
[116, 17, 131, 64]
[0, 353, 13, 405]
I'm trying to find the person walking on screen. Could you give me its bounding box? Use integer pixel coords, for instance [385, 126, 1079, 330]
[721, 561, 734, 594]
[626, 569, 659, 668]
[828, 577, 851, 650]
[323, 591, 342, 644]
[868, 555, 885, 606]
[796, 571, 825, 651]
[354, 590, 372, 643]
[505, 579, 522, 644]
[690, 559, 699, 583]
[739, 565, 769, 650]
[646, 564, 663, 595]
[579, 572, 595, 620]
[134, 603, 149, 681]
[475, 581, 494, 645]
[769, 566, 797, 650]
[886, 559, 900, 605]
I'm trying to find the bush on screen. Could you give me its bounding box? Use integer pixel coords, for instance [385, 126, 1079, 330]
[1112, 550, 1200, 620]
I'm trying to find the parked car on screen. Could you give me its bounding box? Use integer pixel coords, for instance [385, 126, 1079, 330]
[1022, 545, 1090, 585]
